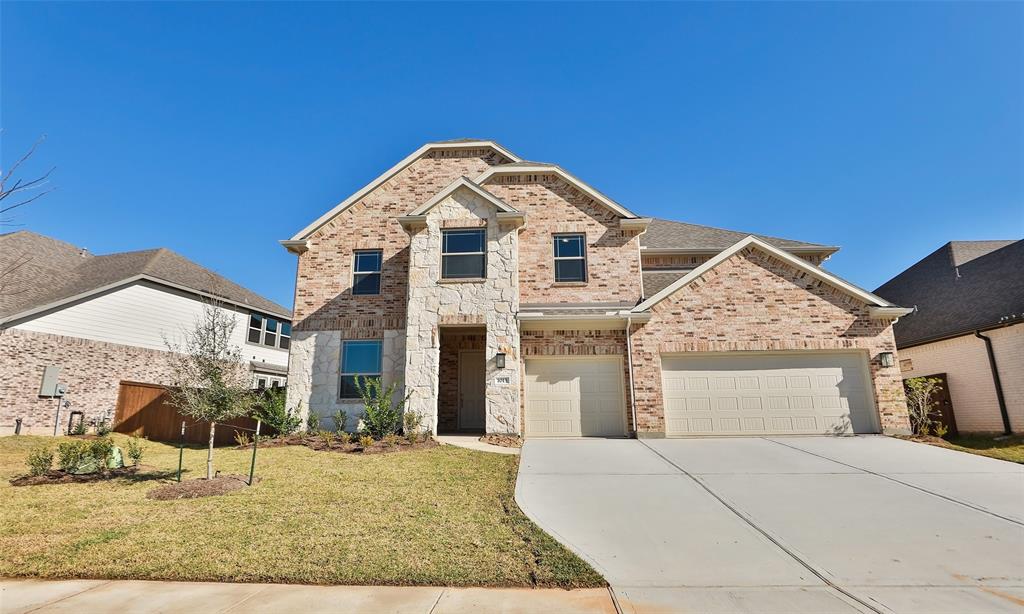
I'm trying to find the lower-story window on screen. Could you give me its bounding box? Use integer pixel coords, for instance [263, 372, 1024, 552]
[340, 340, 382, 399]
[254, 374, 287, 389]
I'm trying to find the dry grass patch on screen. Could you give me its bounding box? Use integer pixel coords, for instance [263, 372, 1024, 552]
[899, 433, 1024, 464]
[0, 435, 603, 587]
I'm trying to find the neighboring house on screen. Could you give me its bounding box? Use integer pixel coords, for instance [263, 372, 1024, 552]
[875, 240, 1023, 434]
[283, 139, 912, 438]
[0, 231, 292, 435]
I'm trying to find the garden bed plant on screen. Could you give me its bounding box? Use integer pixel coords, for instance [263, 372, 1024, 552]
[10, 435, 148, 487]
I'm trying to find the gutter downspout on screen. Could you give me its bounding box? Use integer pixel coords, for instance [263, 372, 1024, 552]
[625, 315, 639, 438]
[975, 330, 1012, 435]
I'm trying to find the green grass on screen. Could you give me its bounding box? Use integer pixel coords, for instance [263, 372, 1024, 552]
[0, 435, 604, 587]
[942, 434, 1024, 464]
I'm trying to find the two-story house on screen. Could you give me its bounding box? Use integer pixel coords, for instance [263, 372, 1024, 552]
[0, 231, 292, 435]
[283, 140, 912, 438]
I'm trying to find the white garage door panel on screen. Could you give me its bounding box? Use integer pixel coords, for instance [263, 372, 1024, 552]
[525, 358, 626, 437]
[662, 353, 876, 436]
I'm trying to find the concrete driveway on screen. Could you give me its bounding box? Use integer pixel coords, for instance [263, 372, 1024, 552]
[515, 436, 1024, 614]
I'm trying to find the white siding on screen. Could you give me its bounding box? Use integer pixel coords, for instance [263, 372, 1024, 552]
[900, 325, 1023, 433]
[13, 280, 289, 369]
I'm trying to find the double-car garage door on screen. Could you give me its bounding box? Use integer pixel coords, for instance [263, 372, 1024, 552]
[662, 352, 877, 436]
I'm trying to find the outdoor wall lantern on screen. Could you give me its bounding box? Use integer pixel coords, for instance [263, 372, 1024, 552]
[879, 352, 895, 368]
[495, 353, 506, 369]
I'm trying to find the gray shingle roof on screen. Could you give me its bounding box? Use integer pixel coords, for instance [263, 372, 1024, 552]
[641, 218, 835, 252]
[874, 240, 1024, 347]
[643, 270, 691, 296]
[0, 231, 290, 321]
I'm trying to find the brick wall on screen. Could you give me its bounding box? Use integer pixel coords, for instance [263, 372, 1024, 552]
[900, 324, 1023, 432]
[0, 328, 177, 435]
[484, 175, 643, 305]
[641, 252, 825, 271]
[629, 247, 910, 434]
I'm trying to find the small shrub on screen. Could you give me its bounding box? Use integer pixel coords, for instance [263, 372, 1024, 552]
[26, 445, 53, 476]
[338, 432, 353, 445]
[252, 388, 302, 436]
[382, 433, 400, 447]
[70, 419, 88, 436]
[57, 438, 113, 474]
[234, 431, 252, 448]
[306, 411, 320, 432]
[95, 419, 112, 437]
[403, 410, 423, 443]
[358, 435, 374, 449]
[125, 437, 145, 465]
[356, 376, 409, 439]
[332, 410, 347, 433]
[905, 376, 943, 435]
[933, 423, 949, 439]
[89, 438, 114, 468]
[321, 431, 336, 447]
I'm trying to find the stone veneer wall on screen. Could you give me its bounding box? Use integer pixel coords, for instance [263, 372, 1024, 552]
[0, 328, 176, 435]
[519, 328, 634, 432]
[404, 187, 521, 435]
[629, 247, 911, 434]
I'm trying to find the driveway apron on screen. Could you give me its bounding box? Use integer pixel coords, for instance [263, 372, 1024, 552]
[516, 437, 1024, 614]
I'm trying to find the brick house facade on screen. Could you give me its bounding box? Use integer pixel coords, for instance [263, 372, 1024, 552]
[284, 140, 912, 438]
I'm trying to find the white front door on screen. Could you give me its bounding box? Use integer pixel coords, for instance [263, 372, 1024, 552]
[661, 352, 878, 436]
[458, 350, 486, 431]
[524, 357, 627, 437]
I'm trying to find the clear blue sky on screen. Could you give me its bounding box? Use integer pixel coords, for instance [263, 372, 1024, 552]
[3, 2, 1022, 310]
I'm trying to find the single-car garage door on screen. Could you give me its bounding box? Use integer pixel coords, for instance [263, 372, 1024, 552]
[525, 357, 627, 437]
[662, 352, 877, 436]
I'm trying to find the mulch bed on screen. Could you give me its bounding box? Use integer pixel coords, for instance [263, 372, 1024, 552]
[243, 435, 439, 455]
[10, 465, 143, 487]
[146, 475, 257, 500]
[480, 434, 523, 449]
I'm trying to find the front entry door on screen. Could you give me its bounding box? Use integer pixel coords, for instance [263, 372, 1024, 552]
[458, 350, 486, 431]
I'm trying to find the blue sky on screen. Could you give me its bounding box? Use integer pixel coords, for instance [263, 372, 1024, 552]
[3, 2, 1021, 310]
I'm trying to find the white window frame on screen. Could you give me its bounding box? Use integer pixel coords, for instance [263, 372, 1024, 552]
[339, 340, 383, 399]
[352, 249, 383, 296]
[553, 233, 588, 282]
[441, 229, 487, 280]
[253, 374, 287, 389]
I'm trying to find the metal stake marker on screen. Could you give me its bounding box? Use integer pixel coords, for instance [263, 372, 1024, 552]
[177, 421, 185, 482]
[248, 420, 261, 486]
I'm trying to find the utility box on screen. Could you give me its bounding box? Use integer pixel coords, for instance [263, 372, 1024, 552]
[39, 365, 63, 397]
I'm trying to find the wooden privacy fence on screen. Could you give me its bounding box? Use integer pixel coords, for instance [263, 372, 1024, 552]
[114, 381, 267, 445]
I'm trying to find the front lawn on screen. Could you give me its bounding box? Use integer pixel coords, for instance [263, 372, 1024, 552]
[0, 435, 603, 587]
[943, 434, 1024, 464]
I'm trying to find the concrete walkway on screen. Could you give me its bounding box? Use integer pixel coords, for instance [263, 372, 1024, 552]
[516, 436, 1024, 614]
[0, 579, 614, 614]
[436, 434, 519, 455]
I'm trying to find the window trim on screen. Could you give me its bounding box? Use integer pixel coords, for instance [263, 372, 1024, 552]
[339, 339, 383, 400]
[553, 233, 588, 283]
[352, 249, 383, 296]
[246, 312, 292, 350]
[441, 228, 487, 280]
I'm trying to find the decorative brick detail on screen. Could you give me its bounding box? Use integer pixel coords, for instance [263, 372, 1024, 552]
[628, 248, 910, 434]
[0, 328, 177, 434]
[642, 252, 825, 271]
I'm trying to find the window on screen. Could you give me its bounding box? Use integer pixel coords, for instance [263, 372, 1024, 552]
[253, 374, 287, 389]
[353, 250, 382, 295]
[441, 229, 486, 279]
[340, 340, 382, 399]
[553, 234, 587, 282]
[247, 313, 292, 349]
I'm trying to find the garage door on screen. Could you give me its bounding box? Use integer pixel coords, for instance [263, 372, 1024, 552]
[662, 352, 877, 436]
[525, 357, 627, 437]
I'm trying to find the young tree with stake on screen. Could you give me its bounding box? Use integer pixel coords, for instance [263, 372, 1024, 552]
[165, 296, 254, 479]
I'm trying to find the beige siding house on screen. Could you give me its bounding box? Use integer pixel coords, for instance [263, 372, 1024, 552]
[284, 139, 913, 438]
[0, 231, 292, 435]
[876, 240, 1023, 434]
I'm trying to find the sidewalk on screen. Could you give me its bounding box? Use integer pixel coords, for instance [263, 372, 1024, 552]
[1, 579, 616, 614]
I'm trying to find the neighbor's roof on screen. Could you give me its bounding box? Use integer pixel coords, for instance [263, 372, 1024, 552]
[0, 231, 291, 323]
[641, 218, 836, 253]
[875, 240, 1024, 347]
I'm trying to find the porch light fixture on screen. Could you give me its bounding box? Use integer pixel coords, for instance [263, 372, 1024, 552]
[495, 352, 506, 369]
[879, 352, 895, 368]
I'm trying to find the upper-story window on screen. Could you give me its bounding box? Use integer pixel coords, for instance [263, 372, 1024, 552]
[352, 250, 383, 295]
[248, 314, 291, 350]
[553, 234, 587, 282]
[441, 229, 486, 279]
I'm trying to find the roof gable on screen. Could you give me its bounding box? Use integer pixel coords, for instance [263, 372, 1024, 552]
[634, 236, 906, 317]
[289, 140, 520, 241]
[474, 163, 639, 219]
[407, 176, 518, 216]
